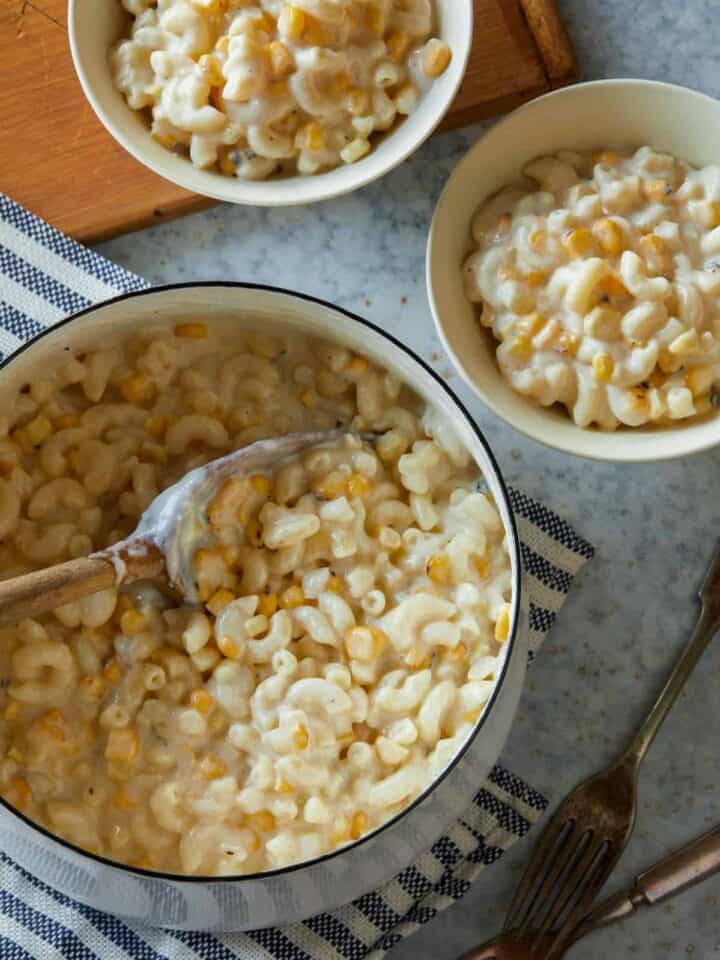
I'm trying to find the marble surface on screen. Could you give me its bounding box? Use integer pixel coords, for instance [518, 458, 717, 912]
[98, 1, 720, 956]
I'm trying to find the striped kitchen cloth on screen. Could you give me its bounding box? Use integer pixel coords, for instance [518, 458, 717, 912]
[0, 194, 594, 960]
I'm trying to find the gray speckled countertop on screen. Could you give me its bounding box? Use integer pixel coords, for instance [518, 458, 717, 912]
[98, 2, 720, 956]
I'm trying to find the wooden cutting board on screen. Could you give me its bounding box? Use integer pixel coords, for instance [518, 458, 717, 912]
[0, 0, 576, 244]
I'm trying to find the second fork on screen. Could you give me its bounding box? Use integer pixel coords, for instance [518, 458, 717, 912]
[499, 541, 720, 959]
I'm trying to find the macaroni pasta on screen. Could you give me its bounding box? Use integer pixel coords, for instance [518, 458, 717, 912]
[112, 0, 452, 179]
[464, 147, 720, 428]
[0, 320, 511, 875]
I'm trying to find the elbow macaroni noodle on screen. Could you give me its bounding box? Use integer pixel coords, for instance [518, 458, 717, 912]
[0, 320, 511, 875]
[464, 146, 720, 429]
[111, 0, 452, 179]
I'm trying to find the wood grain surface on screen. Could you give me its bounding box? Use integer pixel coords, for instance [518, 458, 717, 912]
[0, 0, 576, 243]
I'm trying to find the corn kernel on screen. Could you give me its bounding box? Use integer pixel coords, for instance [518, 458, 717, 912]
[638, 233, 665, 257]
[250, 474, 270, 496]
[278, 4, 305, 39]
[515, 312, 546, 337]
[332, 816, 350, 844]
[190, 689, 215, 715]
[642, 178, 672, 203]
[442, 643, 467, 662]
[276, 777, 294, 793]
[329, 72, 351, 96]
[247, 810, 276, 832]
[280, 585, 305, 609]
[25, 415, 52, 446]
[686, 367, 713, 396]
[267, 79, 289, 98]
[293, 724, 309, 750]
[347, 473, 371, 498]
[529, 229, 547, 249]
[217, 634, 242, 659]
[464, 709, 482, 725]
[474, 555, 489, 579]
[268, 40, 294, 78]
[301, 388, 319, 409]
[174, 322, 208, 339]
[206, 588, 236, 615]
[297, 121, 325, 153]
[365, 4, 384, 34]
[302, 13, 330, 45]
[525, 270, 546, 287]
[350, 810, 369, 840]
[144, 414, 168, 439]
[562, 228, 595, 258]
[658, 349, 684, 374]
[593, 353, 614, 383]
[112, 786, 137, 810]
[706, 201, 720, 229]
[600, 272, 628, 298]
[386, 29, 409, 61]
[427, 553, 451, 585]
[152, 131, 177, 149]
[36, 708, 65, 742]
[218, 148, 236, 176]
[499, 264, 520, 281]
[494, 603, 511, 643]
[105, 727, 140, 762]
[54, 413, 80, 430]
[326, 576, 342, 593]
[345, 88, 370, 116]
[198, 754, 226, 780]
[3, 699, 21, 720]
[422, 38, 451, 77]
[313, 470, 347, 500]
[257, 592, 278, 618]
[197, 54, 223, 87]
[506, 335, 533, 361]
[3, 777, 31, 809]
[345, 355, 369, 378]
[592, 150, 620, 166]
[120, 609, 145, 636]
[119, 373, 153, 404]
[344, 625, 385, 661]
[103, 657, 123, 684]
[405, 646, 431, 669]
[669, 329, 700, 356]
[592, 218, 624, 255]
[79, 675, 105, 699]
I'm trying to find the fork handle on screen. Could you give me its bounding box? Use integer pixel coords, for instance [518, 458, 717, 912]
[622, 600, 718, 771]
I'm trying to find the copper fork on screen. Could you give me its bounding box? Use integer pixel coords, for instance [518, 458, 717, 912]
[497, 541, 720, 959]
[463, 823, 720, 959]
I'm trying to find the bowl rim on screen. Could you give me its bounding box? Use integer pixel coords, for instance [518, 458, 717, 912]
[0, 281, 523, 883]
[427, 77, 720, 463]
[67, 0, 474, 207]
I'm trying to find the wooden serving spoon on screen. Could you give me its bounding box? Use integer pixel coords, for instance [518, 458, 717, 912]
[0, 431, 341, 627]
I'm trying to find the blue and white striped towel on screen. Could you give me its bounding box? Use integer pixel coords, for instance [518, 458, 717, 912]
[0, 194, 594, 960]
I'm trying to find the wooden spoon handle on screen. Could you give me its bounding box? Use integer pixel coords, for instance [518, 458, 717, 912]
[0, 549, 164, 627]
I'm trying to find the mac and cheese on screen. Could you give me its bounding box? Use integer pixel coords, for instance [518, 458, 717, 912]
[464, 147, 720, 428]
[0, 320, 511, 875]
[112, 0, 452, 178]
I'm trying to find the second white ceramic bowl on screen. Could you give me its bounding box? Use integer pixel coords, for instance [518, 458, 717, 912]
[428, 80, 720, 462]
[69, 0, 472, 206]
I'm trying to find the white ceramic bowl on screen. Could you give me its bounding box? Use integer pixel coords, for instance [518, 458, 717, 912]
[427, 79, 720, 462]
[68, 0, 472, 206]
[0, 283, 528, 929]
